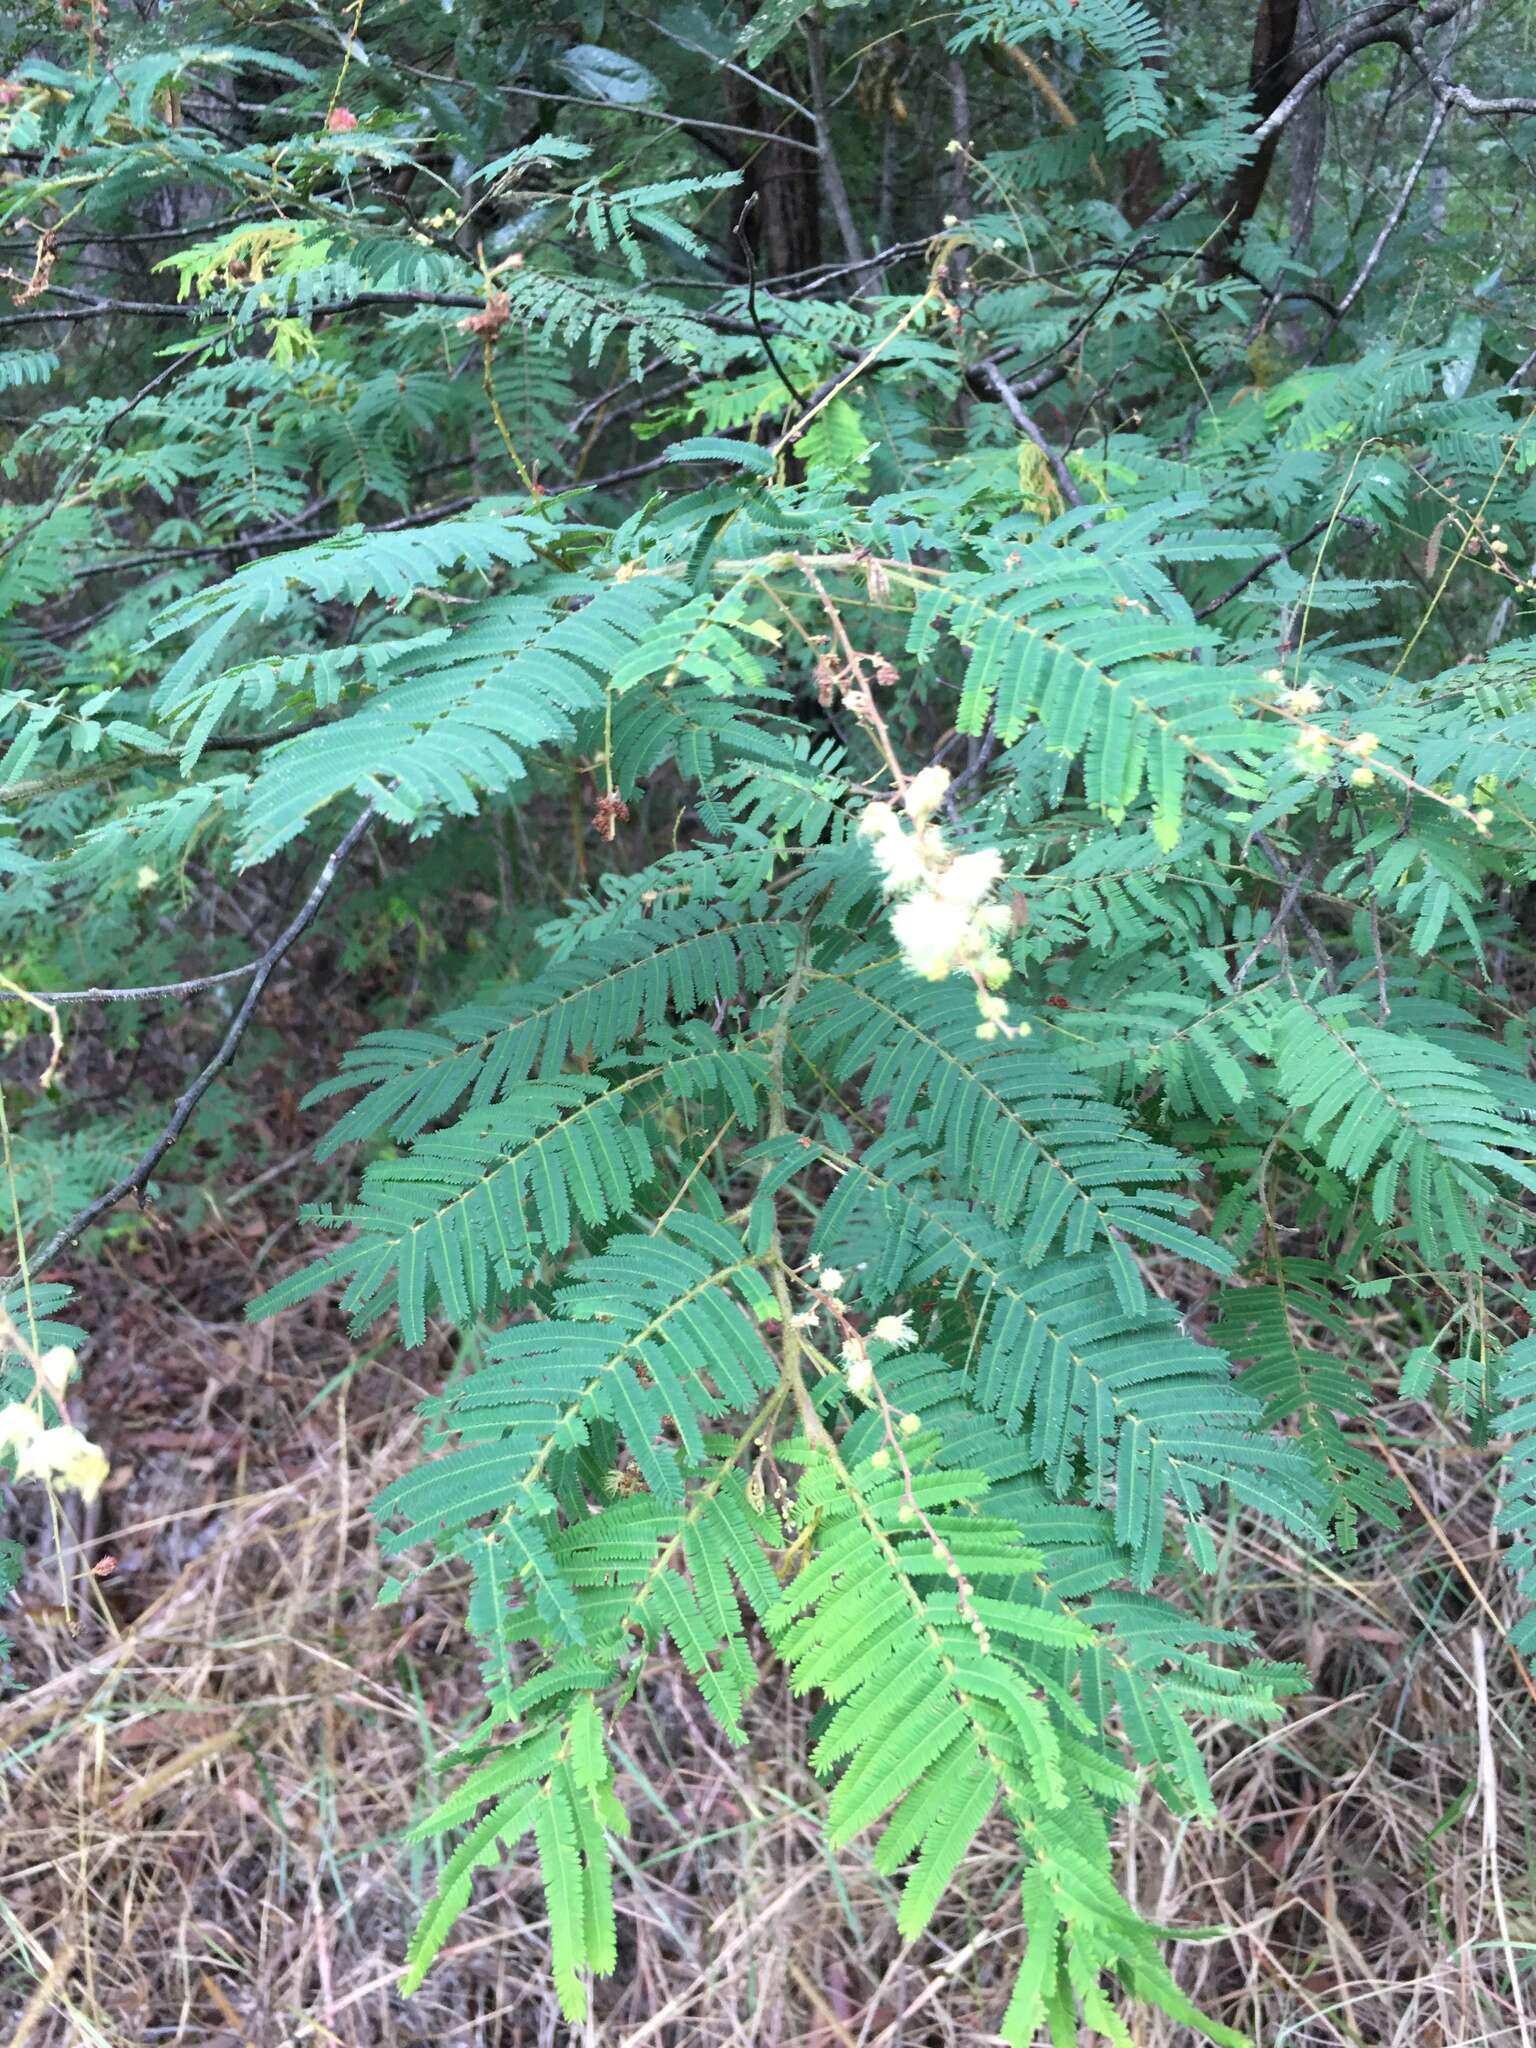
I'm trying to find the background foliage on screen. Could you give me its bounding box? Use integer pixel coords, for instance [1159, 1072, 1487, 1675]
[3, 0, 1536, 2039]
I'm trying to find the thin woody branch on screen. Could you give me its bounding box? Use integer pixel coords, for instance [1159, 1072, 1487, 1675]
[10, 803, 378, 1278]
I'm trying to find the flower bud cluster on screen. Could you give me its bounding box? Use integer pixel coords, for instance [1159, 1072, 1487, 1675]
[789, 1266, 992, 1655]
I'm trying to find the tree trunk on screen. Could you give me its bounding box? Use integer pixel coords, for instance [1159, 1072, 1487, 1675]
[726, 71, 822, 281]
[1286, 0, 1325, 251]
[1207, 0, 1304, 269]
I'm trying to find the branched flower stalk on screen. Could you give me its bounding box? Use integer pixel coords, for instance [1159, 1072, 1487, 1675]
[788, 1256, 993, 1653]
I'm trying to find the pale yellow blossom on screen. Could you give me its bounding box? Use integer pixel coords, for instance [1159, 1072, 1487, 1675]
[872, 1313, 917, 1349]
[1277, 683, 1324, 717]
[857, 801, 899, 842]
[36, 1344, 75, 1399]
[890, 891, 964, 979]
[14, 1421, 110, 1502]
[865, 825, 931, 892]
[903, 764, 952, 826]
[931, 849, 1004, 910]
[0, 1401, 43, 1458]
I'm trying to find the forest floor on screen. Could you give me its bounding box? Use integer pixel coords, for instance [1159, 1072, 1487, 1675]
[3, 1042, 1534, 2045]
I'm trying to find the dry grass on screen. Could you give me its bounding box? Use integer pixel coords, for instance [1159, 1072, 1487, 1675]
[3, 1230, 1534, 2047]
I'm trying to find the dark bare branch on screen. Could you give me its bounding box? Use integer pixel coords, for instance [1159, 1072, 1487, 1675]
[1334, 98, 1454, 318]
[12, 804, 378, 1277]
[972, 363, 1082, 508]
[1196, 510, 1372, 618]
[27, 964, 263, 1006]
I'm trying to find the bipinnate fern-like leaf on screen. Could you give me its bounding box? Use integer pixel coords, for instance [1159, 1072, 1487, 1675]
[836, 1350, 1306, 1808]
[401, 1707, 627, 2017]
[1211, 1269, 1404, 1548]
[398, 1468, 784, 2014]
[236, 579, 682, 861]
[1062, 969, 1267, 1120]
[1009, 825, 1237, 965]
[306, 903, 793, 1155]
[261, 1032, 765, 1342]
[769, 1444, 1256, 2046]
[794, 1136, 1325, 1580]
[1274, 997, 1536, 1258]
[904, 541, 1265, 846]
[794, 957, 1231, 1308]
[147, 515, 550, 693]
[372, 1216, 776, 1558]
[952, 0, 1172, 141]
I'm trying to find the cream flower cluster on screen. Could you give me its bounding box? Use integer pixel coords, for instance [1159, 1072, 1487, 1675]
[0, 1333, 108, 1504]
[858, 767, 1016, 1033]
[0, 1401, 109, 1503]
